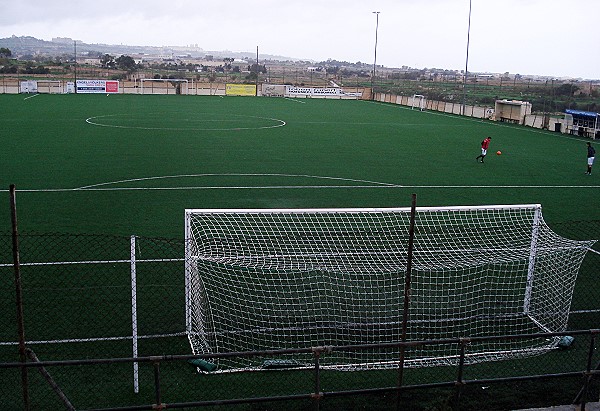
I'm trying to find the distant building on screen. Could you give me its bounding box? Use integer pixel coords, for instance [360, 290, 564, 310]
[81, 58, 101, 66]
[52, 37, 76, 44]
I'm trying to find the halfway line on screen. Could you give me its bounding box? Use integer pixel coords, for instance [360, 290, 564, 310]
[5, 184, 600, 192]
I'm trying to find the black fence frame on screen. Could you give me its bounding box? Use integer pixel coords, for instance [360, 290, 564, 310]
[2, 329, 600, 410]
[4, 186, 600, 410]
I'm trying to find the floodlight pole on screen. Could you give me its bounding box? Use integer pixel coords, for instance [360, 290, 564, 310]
[462, 0, 472, 116]
[371, 11, 380, 100]
[73, 40, 78, 94]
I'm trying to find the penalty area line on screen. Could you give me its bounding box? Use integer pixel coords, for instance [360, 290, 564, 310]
[283, 97, 306, 104]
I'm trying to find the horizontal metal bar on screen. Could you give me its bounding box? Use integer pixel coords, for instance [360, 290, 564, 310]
[185, 204, 541, 214]
[2, 329, 598, 369]
[0, 258, 184, 268]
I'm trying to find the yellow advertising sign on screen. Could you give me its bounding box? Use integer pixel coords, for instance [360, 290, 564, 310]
[226, 84, 256, 96]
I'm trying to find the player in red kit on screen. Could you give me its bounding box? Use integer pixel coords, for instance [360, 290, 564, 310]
[476, 137, 492, 163]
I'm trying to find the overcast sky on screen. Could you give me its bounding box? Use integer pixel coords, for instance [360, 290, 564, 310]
[1, 0, 598, 79]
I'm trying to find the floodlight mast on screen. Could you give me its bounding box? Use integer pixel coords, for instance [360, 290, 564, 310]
[73, 40, 77, 94]
[371, 11, 380, 100]
[462, 0, 472, 115]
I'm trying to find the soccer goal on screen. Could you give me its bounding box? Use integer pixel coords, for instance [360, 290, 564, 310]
[411, 94, 426, 111]
[564, 113, 574, 134]
[139, 78, 188, 95]
[184, 205, 594, 372]
[37, 80, 64, 94]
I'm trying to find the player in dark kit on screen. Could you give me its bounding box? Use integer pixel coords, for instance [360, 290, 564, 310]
[585, 142, 595, 175]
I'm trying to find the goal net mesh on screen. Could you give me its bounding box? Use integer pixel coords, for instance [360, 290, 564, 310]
[184, 205, 594, 372]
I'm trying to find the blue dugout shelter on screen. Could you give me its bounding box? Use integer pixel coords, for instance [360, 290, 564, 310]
[565, 109, 599, 139]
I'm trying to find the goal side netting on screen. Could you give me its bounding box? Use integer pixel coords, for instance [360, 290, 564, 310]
[184, 205, 594, 372]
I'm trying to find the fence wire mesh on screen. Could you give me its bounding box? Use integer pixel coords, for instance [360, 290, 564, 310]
[0, 221, 598, 410]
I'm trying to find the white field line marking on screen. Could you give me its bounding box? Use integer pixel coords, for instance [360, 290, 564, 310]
[5, 185, 600, 193]
[293, 121, 466, 126]
[0, 332, 187, 346]
[74, 173, 396, 190]
[0, 173, 395, 192]
[284, 97, 306, 104]
[24, 93, 40, 100]
[85, 114, 286, 131]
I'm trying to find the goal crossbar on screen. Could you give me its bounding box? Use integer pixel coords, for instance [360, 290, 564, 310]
[185, 204, 541, 214]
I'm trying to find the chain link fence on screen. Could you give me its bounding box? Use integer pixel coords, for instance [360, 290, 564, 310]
[1, 221, 598, 409]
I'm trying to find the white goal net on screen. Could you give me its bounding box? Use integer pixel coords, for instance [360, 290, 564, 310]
[184, 205, 594, 372]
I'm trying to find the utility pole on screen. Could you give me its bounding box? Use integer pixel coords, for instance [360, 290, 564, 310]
[371, 11, 380, 100]
[73, 40, 78, 93]
[462, 0, 472, 115]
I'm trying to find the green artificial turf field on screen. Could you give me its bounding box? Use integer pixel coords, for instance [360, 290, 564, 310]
[1, 93, 598, 237]
[0, 93, 598, 409]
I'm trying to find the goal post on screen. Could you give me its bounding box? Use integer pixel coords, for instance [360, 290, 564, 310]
[184, 205, 595, 372]
[39, 80, 64, 94]
[411, 94, 426, 111]
[139, 78, 188, 95]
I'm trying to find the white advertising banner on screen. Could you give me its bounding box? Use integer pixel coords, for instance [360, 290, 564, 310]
[285, 85, 362, 98]
[76, 79, 120, 94]
[286, 86, 342, 96]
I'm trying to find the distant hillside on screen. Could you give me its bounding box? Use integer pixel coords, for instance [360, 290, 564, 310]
[0, 35, 300, 62]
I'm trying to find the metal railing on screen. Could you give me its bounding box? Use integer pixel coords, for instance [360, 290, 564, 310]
[2, 329, 599, 410]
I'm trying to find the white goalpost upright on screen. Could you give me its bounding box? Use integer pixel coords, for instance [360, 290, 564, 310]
[184, 205, 594, 372]
[564, 113, 574, 134]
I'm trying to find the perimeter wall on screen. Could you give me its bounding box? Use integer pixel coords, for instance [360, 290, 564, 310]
[372, 91, 572, 135]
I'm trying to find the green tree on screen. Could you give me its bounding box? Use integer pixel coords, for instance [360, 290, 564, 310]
[247, 63, 266, 74]
[555, 83, 579, 96]
[0, 47, 12, 58]
[0, 65, 17, 74]
[115, 55, 137, 72]
[326, 66, 340, 74]
[100, 54, 115, 69]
